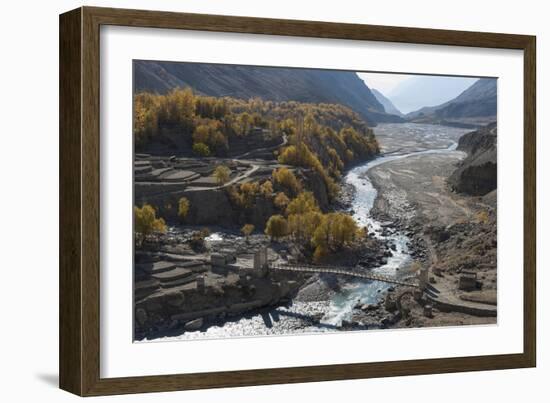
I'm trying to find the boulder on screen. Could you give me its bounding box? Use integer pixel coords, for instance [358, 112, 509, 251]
[184, 318, 204, 331]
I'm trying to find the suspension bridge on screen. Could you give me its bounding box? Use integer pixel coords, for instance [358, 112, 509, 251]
[269, 262, 421, 288]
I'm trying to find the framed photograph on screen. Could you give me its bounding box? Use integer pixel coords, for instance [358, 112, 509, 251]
[59, 6, 536, 396]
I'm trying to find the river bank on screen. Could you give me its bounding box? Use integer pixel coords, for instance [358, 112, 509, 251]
[363, 150, 497, 329]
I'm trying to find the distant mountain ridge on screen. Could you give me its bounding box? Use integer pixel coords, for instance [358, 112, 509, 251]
[371, 88, 403, 117]
[134, 61, 404, 125]
[387, 76, 477, 114]
[406, 78, 497, 127]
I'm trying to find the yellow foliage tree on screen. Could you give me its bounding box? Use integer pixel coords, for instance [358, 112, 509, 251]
[192, 142, 210, 157]
[134, 93, 160, 146]
[288, 211, 322, 245]
[273, 192, 290, 210]
[241, 224, 255, 242]
[178, 197, 190, 221]
[272, 167, 301, 195]
[192, 120, 228, 154]
[286, 192, 320, 216]
[214, 165, 231, 185]
[265, 215, 289, 240]
[237, 112, 252, 136]
[134, 204, 167, 246]
[260, 180, 274, 198]
[311, 212, 358, 253]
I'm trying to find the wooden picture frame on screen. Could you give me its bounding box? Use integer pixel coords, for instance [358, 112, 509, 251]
[59, 6, 536, 396]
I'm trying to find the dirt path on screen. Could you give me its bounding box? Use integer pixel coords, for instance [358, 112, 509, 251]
[233, 134, 288, 159]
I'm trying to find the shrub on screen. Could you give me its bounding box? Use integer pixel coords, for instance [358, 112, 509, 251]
[190, 228, 210, 251]
[475, 210, 490, 224]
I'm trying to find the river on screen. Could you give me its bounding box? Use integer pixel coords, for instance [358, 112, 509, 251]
[149, 123, 471, 341]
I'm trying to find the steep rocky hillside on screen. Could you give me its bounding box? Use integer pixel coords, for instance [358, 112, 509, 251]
[134, 61, 404, 125]
[407, 78, 497, 127]
[448, 122, 497, 196]
[371, 88, 403, 116]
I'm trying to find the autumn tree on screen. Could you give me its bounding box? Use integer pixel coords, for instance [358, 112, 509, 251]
[259, 180, 273, 198]
[134, 93, 159, 146]
[286, 192, 320, 216]
[134, 204, 167, 247]
[273, 192, 290, 210]
[178, 197, 190, 221]
[237, 112, 252, 136]
[157, 87, 196, 134]
[214, 165, 231, 185]
[192, 142, 210, 157]
[278, 143, 338, 199]
[239, 182, 260, 207]
[303, 111, 318, 136]
[193, 120, 228, 155]
[279, 118, 296, 135]
[241, 224, 255, 242]
[265, 215, 289, 240]
[272, 167, 301, 195]
[311, 212, 358, 254]
[288, 211, 322, 245]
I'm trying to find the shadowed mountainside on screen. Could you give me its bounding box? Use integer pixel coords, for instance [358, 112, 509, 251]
[371, 88, 403, 117]
[406, 78, 497, 127]
[448, 122, 497, 196]
[134, 61, 404, 125]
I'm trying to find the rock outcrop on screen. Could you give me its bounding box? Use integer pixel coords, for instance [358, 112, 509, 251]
[448, 122, 497, 196]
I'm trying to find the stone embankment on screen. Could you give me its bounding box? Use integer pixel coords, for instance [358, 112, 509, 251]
[133, 236, 308, 340]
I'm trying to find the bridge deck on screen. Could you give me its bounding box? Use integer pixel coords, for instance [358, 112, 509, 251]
[270, 263, 419, 288]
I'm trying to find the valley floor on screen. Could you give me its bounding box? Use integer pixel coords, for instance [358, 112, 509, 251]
[361, 151, 497, 329]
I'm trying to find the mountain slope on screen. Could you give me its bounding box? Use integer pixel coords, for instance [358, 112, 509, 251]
[448, 122, 497, 196]
[371, 88, 403, 116]
[134, 61, 404, 125]
[406, 78, 497, 127]
[387, 76, 477, 114]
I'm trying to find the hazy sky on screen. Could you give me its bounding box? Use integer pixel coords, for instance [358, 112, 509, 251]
[357, 72, 478, 113]
[357, 72, 412, 93]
